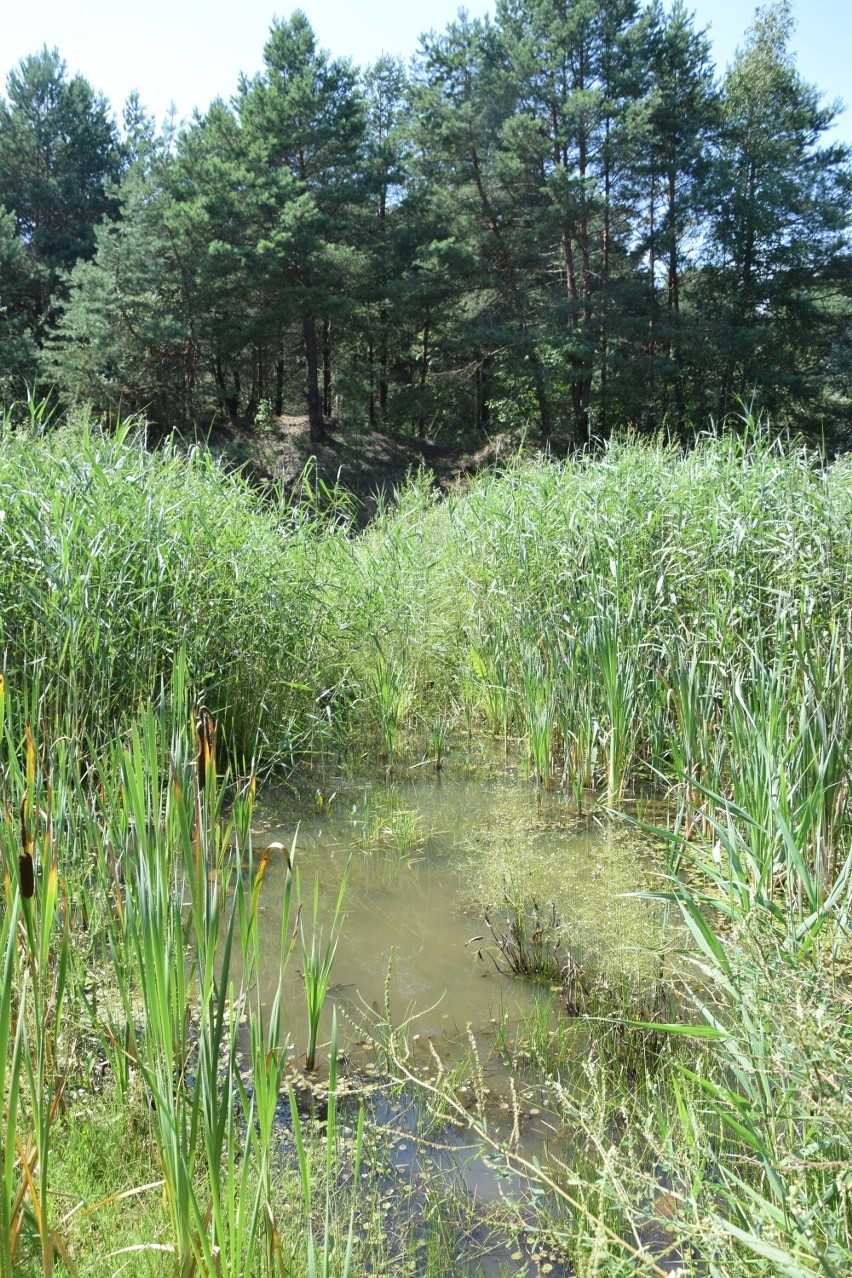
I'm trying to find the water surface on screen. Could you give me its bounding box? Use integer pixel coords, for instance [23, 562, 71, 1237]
[247, 769, 671, 1274]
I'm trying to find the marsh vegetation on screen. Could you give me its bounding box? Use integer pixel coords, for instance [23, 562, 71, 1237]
[1, 407, 852, 1275]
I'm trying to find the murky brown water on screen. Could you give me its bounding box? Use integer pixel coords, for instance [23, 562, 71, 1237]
[244, 770, 670, 1275]
[250, 772, 659, 1057]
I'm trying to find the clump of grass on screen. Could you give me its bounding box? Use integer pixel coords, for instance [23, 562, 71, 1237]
[359, 787, 424, 858]
[362, 642, 411, 760]
[425, 714, 450, 771]
[492, 990, 576, 1077]
[485, 896, 566, 982]
[484, 895, 675, 1078]
[289, 1013, 364, 1277]
[0, 417, 336, 763]
[520, 637, 557, 791]
[467, 634, 511, 745]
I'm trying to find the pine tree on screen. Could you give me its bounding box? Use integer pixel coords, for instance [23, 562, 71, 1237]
[495, 0, 641, 442]
[0, 48, 123, 336]
[361, 56, 411, 426]
[416, 12, 555, 439]
[0, 207, 38, 398]
[238, 12, 366, 441]
[49, 147, 202, 424]
[705, 1, 852, 422]
[625, 0, 718, 428]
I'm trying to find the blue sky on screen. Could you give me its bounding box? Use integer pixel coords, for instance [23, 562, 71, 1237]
[3, 1, 850, 144]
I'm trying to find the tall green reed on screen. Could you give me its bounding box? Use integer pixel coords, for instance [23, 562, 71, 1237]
[592, 617, 639, 802]
[0, 871, 26, 1278]
[108, 694, 282, 1274]
[520, 635, 557, 790]
[0, 682, 74, 1276]
[5, 410, 852, 819]
[300, 864, 350, 1073]
[0, 417, 331, 762]
[634, 802, 852, 1276]
[0, 662, 303, 1274]
[289, 1013, 364, 1278]
[238, 830, 298, 1273]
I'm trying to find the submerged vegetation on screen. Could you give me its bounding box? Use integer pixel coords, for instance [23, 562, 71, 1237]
[1, 408, 852, 1273]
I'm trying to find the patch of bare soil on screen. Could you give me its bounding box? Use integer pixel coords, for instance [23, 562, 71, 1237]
[202, 415, 503, 523]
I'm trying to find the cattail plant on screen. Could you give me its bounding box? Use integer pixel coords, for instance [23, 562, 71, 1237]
[0, 700, 72, 1276]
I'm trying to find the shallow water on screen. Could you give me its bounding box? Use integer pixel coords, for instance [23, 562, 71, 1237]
[251, 771, 659, 1057]
[245, 769, 669, 1274]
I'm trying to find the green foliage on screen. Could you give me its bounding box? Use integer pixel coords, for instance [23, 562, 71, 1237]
[2, 411, 852, 1273]
[0, 418, 336, 760]
[300, 864, 350, 1073]
[0, 207, 38, 397]
[253, 398, 275, 432]
[358, 786, 423, 857]
[0, 46, 123, 370]
[703, 1, 852, 423]
[238, 13, 367, 439]
[289, 1015, 364, 1278]
[6, 6, 847, 441]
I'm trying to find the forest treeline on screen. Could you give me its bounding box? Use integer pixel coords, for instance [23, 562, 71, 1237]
[1, 0, 851, 446]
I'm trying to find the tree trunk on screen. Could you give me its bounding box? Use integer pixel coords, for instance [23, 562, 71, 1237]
[379, 306, 388, 417]
[571, 378, 591, 445]
[647, 175, 657, 433]
[417, 321, 430, 436]
[666, 168, 679, 315]
[322, 319, 332, 417]
[476, 358, 491, 429]
[600, 113, 612, 436]
[666, 166, 686, 433]
[214, 356, 239, 418]
[303, 316, 325, 442]
[561, 227, 588, 447]
[368, 338, 376, 426]
[247, 354, 262, 422]
[469, 141, 551, 440]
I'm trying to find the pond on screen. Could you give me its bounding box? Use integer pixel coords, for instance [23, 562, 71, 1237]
[253, 772, 662, 1034]
[241, 768, 673, 1274]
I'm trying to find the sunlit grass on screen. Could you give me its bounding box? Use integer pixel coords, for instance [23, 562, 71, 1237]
[2, 408, 852, 1274]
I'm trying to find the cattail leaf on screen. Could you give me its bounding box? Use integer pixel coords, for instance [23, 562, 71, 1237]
[24, 724, 36, 806]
